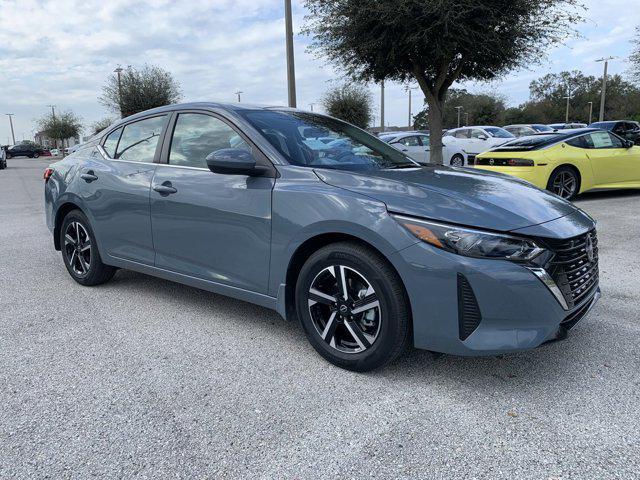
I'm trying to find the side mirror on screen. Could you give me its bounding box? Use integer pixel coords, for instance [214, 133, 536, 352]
[205, 148, 265, 176]
[478, 135, 488, 141]
[623, 139, 634, 149]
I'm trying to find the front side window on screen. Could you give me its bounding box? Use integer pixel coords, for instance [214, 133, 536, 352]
[484, 127, 515, 139]
[418, 135, 430, 146]
[238, 110, 416, 171]
[115, 116, 167, 162]
[398, 136, 420, 147]
[102, 127, 122, 158]
[470, 129, 485, 139]
[169, 113, 250, 168]
[588, 131, 623, 149]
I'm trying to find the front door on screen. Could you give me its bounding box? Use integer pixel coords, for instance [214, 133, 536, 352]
[150, 112, 274, 294]
[586, 131, 639, 186]
[81, 115, 168, 265]
[395, 135, 426, 163]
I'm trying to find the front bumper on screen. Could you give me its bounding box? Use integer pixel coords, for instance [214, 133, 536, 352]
[392, 241, 600, 356]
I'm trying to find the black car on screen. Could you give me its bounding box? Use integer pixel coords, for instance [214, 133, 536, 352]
[6, 144, 42, 158]
[588, 120, 640, 145]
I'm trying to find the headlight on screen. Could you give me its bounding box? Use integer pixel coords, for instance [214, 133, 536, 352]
[392, 214, 545, 262]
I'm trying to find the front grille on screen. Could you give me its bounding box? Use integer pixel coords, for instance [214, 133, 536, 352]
[545, 230, 599, 309]
[457, 274, 482, 340]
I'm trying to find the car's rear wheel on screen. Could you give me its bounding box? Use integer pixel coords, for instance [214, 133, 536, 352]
[450, 154, 465, 167]
[60, 210, 116, 286]
[547, 166, 579, 200]
[295, 242, 411, 371]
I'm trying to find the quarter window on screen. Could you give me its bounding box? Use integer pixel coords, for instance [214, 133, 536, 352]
[169, 113, 251, 168]
[102, 127, 122, 158]
[115, 116, 167, 162]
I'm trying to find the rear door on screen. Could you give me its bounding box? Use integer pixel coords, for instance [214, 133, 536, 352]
[82, 115, 168, 265]
[585, 131, 639, 186]
[149, 111, 275, 294]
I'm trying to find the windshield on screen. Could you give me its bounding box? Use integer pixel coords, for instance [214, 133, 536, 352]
[484, 127, 515, 139]
[588, 122, 615, 130]
[531, 124, 553, 132]
[238, 110, 417, 170]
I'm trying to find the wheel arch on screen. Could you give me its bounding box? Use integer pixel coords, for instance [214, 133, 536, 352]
[53, 201, 86, 250]
[282, 232, 411, 324]
[548, 163, 583, 193]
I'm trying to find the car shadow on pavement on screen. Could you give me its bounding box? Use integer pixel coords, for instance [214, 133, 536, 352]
[575, 189, 640, 202]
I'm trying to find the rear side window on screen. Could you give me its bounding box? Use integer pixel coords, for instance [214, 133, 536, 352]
[115, 116, 167, 162]
[169, 113, 251, 168]
[454, 129, 469, 139]
[102, 128, 122, 158]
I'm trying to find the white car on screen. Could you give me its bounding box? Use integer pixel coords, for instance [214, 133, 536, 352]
[49, 148, 61, 156]
[443, 126, 515, 162]
[380, 132, 469, 166]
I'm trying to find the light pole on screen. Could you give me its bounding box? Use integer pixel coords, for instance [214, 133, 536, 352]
[309, 103, 315, 112]
[405, 86, 417, 128]
[284, 0, 297, 108]
[596, 56, 615, 122]
[5, 114, 16, 145]
[47, 104, 56, 120]
[587, 101, 593, 125]
[380, 81, 385, 131]
[455, 106, 463, 128]
[235, 90, 243, 102]
[114, 67, 124, 118]
[563, 95, 571, 123]
[465, 112, 469, 126]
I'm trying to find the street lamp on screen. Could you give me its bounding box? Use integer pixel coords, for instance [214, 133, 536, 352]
[596, 56, 616, 122]
[5, 114, 16, 145]
[284, 0, 297, 108]
[563, 95, 571, 124]
[405, 86, 418, 128]
[455, 106, 463, 128]
[587, 101, 594, 125]
[235, 90, 243, 102]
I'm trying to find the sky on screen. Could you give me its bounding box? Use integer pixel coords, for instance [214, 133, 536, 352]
[1, 0, 639, 144]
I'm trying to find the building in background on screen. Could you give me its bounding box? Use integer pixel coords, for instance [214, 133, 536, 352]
[33, 131, 80, 149]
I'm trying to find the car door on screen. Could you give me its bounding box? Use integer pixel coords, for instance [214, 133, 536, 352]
[81, 115, 167, 265]
[393, 135, 425, 163]
[149, 111, 275, 294]
[585, 131, 639, 186]
[418, 134, 431, 163]
[449, 128, 471, 153]
[469, 129, 489, 154]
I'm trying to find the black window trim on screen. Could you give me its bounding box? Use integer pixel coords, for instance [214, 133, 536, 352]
[159, 109, 277, 177]
[99, 113, 171, 164]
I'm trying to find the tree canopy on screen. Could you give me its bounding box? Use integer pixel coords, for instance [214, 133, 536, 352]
[413, 89, 507, 129]
[630, 26, 640, 85]
[99, 64, 182, 118]
[304, 0, 582, 163]
[37, 111, 82, 143]
[91, 118, 115, 135]
[322, 83, 373, 128]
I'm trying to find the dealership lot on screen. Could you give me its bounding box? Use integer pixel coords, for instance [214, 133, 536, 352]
[1, 157, 639, 478]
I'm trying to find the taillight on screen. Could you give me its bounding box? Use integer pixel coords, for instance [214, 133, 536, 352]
[44, 168, 54, 182]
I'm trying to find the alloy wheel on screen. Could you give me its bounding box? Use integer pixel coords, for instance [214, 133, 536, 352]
[450, 154, 464, 167]
[307, 265, 381, 354]
[552, 171, 577, 199]
[64, 221, 92, 276]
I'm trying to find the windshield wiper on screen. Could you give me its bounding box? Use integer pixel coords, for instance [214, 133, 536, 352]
[385, 163, 420, 169]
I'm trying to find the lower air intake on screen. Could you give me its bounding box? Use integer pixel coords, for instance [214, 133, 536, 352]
[457, 274, 482, 341]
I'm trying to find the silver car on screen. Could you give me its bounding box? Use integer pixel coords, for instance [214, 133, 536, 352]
[380, 132, 469, 166]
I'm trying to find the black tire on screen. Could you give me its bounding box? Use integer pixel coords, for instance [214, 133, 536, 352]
[60, 210, 116, 286]
[547, 166, 580, 200]
[450, 154, 465, 167]
[33, 152, 40, 158]
[295, 242, 411, 372]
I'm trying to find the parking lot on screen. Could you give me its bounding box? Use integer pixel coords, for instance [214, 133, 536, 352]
[1, 156, 639, 478]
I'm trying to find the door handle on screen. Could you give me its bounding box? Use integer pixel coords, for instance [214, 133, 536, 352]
[80, 171, 98, 182]
[401, 148, 409, 152]
[153, 181, 177, 196]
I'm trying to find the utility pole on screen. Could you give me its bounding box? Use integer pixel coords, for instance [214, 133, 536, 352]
[588, 101, 593, 125]
[405, 86, 417, 128]
[5, 114, 16, 145]
[596, 56, 615, 122]
[235, 90, 243, 102]
[465, 112, 469, 126]
[47, 104, 56, 120]
[309, 103, 315, 112]
[284, 0, 297, 108]
[114, 66, 124, 118]
[380, 81, 385, 131]
[563, 95, 571, 123]
[455, 106, 463, 128]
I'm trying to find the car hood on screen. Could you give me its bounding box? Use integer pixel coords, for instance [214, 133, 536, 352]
[314, 166, 578, 232]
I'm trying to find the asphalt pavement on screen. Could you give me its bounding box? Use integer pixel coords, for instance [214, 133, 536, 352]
[1, 157, 639, 479]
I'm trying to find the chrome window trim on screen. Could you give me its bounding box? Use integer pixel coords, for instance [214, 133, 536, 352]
[527, 267, 569, 310]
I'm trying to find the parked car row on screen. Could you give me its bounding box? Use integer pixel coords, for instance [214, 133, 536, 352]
[379, 131, 469, 166]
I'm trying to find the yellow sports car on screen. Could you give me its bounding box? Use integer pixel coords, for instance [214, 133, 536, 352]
[474, 128, 640, 199]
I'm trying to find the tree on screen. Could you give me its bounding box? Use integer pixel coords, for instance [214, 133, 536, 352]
[304, 0, 582, 164]
[91, 118, 115, 135]
[37, 111, 82, 153]
[322, 83, 373, 128]
[630, 26, 640, 84]
[413, 89, 506, 129]
[99, 64, 182, 118]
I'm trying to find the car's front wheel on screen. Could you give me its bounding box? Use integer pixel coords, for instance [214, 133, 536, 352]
[547, 166, 579, 200]
[295, 242, 411, 371]
[450, 154, 465, 167]
[60, 210, 116, 286]
[33, 152, 40, 158]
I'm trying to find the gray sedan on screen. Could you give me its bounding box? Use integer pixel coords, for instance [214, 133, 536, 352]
[44, 103, 599, 371]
